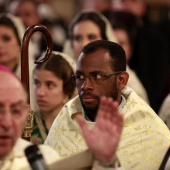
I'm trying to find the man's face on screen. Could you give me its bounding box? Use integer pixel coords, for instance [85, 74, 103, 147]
[76, 48, 119, 118]
[0, 72, 28, 159]
[15, 1, 40, 28]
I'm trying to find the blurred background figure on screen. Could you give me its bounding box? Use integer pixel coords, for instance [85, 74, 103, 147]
[103, 10, 149, 103]
[112, 0, 170, 112]
[158, 93, 170, 130]
[9, 0, 41, 29]
[0, 14, 22, 72]
[63, 10, 117, 61]
[78, 0, 112, 13]
[35, 0, 58, 20]
[35, 0, 68, 51]
[1, 0, 169, 112]
[112, 0, 146, 22]
[8, 0, 67, 59]
[31, 51, 76, 144]
[64, 10, 149, 103]
[0, 13, 36, 110]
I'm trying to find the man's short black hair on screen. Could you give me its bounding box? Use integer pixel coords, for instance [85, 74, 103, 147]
[81, 40, 126, 72]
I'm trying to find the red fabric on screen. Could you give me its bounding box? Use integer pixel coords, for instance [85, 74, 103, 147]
[0, 65, 14, 74]
[0, 65, 19, 80]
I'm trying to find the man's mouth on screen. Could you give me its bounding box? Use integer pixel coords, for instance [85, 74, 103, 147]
[81, 93, 96, 103]
[0, 136, 11, 143]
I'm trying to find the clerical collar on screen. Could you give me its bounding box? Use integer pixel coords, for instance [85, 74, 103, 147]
[82, 96, 126, 121]
[118, 95, 126, 111]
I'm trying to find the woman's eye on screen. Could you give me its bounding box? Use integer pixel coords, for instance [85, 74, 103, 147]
[2, 35, 11, 42]
[47, 83, 54, 88]
[88, 34, 97, 40]
[34, 80, 40, 87]
[73, 35, 82, 42]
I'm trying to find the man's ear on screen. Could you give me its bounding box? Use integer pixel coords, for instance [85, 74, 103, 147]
[117, 71, 129, 91]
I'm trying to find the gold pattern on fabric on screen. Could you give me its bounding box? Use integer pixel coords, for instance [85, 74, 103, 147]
[45, 87, 170, 170]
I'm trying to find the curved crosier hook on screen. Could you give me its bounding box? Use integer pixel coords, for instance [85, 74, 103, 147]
[21, 24, 53, 104]
[21, 25, 53, 141]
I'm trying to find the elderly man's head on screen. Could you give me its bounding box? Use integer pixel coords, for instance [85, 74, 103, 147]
[0, 65, 28, 159]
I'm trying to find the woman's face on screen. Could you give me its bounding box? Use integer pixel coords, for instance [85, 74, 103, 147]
[72, 20, 102, 60]
[0, 26, 20, 67]
[34, 69, 66, 113]
[114, 29, 132, 63]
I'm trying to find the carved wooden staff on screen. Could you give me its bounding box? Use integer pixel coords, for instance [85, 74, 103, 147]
[21, 25, 53, 141]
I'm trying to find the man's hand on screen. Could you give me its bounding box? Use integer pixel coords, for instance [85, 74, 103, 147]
[76, 96, 124, 163]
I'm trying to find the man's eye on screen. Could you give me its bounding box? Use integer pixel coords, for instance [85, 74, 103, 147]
[76, 75, 85, 80]
[0, 107, 4, 114]
[11, 107, 22, 116]
[92, 74, 102, 80]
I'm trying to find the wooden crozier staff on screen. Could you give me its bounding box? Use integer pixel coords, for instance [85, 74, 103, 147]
[21, 25, 53, 141]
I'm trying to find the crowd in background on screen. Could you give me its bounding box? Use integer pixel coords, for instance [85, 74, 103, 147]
[0, 0, 170, 135]
[1, 1, 169, 110]
[0, 0, 170, 169]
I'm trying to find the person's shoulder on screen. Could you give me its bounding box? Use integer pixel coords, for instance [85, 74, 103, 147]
[121, 86, 155, 114]
[121, 87, 170, 132]
[122, 87, 149, 104]
[66, 95, 80, 104]
[63, 95, 82, 112]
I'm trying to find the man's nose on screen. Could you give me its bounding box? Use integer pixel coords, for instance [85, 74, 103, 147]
[0, 111, 13, 128]
[0, 39, 4, 47]
[81, 77, 94, 91]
